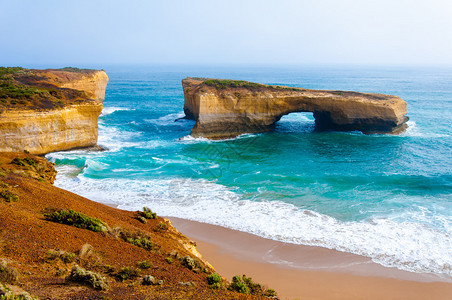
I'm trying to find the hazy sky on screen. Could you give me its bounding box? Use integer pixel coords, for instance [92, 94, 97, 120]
[1, 0, 452, 66]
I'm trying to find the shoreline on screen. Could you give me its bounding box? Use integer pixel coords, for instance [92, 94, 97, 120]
[168, 216, 452, 300]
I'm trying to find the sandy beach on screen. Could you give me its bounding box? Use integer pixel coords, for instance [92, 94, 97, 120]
[170, 217, 452, 300]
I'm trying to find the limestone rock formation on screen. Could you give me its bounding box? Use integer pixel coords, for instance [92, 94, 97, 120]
[182, 78, 408, 139]
[0, 68, 108, 154]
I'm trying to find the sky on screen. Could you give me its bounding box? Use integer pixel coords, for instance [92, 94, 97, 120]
[1, 0, 452, 67]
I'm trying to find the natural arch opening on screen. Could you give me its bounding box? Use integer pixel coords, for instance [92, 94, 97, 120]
[275, 112, 315, 133]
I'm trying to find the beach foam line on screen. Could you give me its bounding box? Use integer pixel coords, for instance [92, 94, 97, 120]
[53, 172, 452, 277]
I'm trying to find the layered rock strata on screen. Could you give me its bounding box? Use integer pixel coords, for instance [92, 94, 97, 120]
[182, 78, 408, 139]
[0, 69, 108, 154]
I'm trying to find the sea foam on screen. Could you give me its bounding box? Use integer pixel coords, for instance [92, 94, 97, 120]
[53, 169, 452, 278]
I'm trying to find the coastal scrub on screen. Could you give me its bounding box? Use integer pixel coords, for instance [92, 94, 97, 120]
[44, 209, 107, 232]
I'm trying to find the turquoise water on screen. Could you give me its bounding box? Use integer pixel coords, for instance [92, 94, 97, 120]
[47, 65, 452, 277]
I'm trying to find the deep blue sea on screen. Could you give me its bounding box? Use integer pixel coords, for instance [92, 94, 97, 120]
[46, 65, 452, 277]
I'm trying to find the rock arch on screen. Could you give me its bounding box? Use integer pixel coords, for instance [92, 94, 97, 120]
[182, 78, 408, 139]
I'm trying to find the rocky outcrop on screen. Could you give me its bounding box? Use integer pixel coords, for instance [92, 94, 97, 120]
[0, 68, 108, 154]
[182, 78, 408, 139]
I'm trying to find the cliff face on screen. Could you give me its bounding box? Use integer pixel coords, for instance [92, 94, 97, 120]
[0, 68, 108, 154]
[182, 78, 408, 139]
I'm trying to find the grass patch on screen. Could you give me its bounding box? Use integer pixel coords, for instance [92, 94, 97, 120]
[67, 265, 108, 290]
[44, 209, 107, 232]
[137, 261, 152, 270]
[138, 207, 157, 219]
[229, 274, 277, 297]
[203, 79, 263, 90]
[46, 249, 77, 263]
[182, 256, 206, 273]
[0, 182, 19, 203]
[118, 229, 154, 251]
[10, 157, 37, 168]
[206, 272, 223, 289]
[0, 283, 38, 300]
[154, 222, 168, 232]
[115, 267, 140, 282]
[0, 262, 18, 284]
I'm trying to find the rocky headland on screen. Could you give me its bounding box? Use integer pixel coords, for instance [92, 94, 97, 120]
[182, 77, 409, 139]
[0, 67, 108, 154]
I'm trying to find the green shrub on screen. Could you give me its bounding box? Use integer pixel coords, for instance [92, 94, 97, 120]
[126, 237, 153, 250]
[206, 272, 224, 289]
[116, 267, 140, 282]
[10, 158, 37, 168]
[44, 209, 107, 232]
[61, 253, 77, 263]
[228, 274, 277, 297]
[0, 261, 19, 284]
[67, 265, 108, 290]
[154, 222, 168, 232]
[137, 261, 152, 270]
[181, 256, 206, 273]
[139, 207, 157, 219]
[46, 249, 77, 263]
[165, 257, 173, 264]
[0, 282, 38, 300]
[0, 188, 18, 203]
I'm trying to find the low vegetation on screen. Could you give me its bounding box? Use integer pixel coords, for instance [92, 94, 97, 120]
[67, 265, 108, 290]
[0, 182, 19, 203]
[206, 272, 223, 289]
[10, 158, 37, 168]
[202, 78, 300, 92]
[0, 66, 88, 109]
[46, 249, 77, 264]
[182, 256, 207, 273]
[118, 229, 155, 251]
[203, 79, 263, 90]
[44, 209, 107, 232]
[0, 283, 38, 300]
[138, 207, 157, 219]
[115, 267, 141, 282]
[0, 262, 18, 284]
[137, 260, 152, 270]
[229, 274, 277, 297]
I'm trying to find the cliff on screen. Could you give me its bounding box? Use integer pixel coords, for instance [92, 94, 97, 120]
[0, 67, 108, 154]
[0, 152, 274, 299]
[182, 78, 409, 139]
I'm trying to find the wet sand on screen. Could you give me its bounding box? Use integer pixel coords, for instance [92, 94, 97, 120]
[170, 217, 452, 300]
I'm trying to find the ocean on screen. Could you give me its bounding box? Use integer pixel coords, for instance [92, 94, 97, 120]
[46, 65, 452, 278]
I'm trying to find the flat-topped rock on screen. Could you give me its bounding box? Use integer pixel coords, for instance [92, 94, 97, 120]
[182, 78, 408, 139]
[0, 67, 108, 154]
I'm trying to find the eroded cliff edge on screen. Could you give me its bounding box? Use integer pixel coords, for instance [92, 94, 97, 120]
[0, 67, 108, 154]
[182, 78, 408, 139]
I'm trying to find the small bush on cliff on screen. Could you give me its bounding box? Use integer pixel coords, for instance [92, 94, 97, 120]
[117, 228, 155, 251]
[139, 207, 157, 219]
[206, 272, 224, 289]
[229, 274, 277, 297]
[0, 261, 19, 284]
[44, 209, 107, 232]
[115, 267, 141, 282]
[154, 222, 168, 232]
[67, 265, 108, 290]
[0, 283, 38, 300]
[10, 158, 37, 168]
[0, 183, 19, 203]
[181, 256, 206, 273]
[137, 261, 152, 270]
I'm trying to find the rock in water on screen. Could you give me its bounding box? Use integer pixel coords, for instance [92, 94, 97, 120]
[182, 77, 408, 139]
